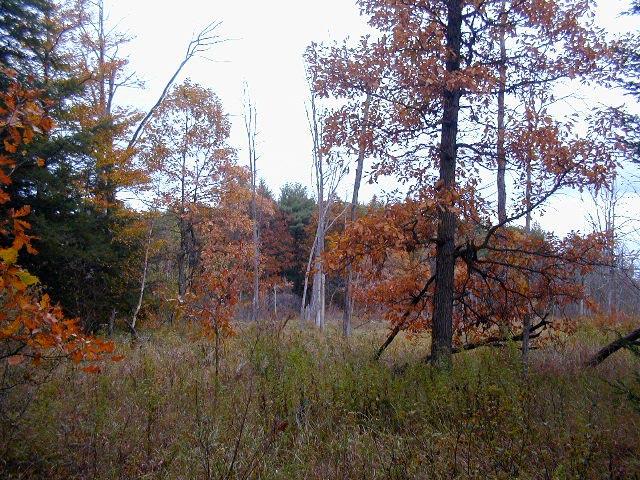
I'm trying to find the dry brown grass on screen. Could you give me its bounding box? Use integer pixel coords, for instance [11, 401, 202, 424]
[1, 320, 639, 479]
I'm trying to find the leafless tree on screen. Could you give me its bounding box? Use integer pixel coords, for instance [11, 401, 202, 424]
[128, 21, 227, 150]
[244, 86, 260, 323]
[300, 81, 347, 329]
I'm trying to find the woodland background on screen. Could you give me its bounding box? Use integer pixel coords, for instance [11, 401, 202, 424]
[2, 0, 640, 478]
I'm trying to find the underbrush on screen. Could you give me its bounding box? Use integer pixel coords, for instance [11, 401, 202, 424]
[1, 324, 639, 479]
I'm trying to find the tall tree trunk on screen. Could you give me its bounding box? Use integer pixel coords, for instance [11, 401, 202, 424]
[522, 155, 532, 367]
[300, 235, 317, 325]
[273, 285, 277, 317]
[312, 182, 326, 331]
[178, 217, 188, 300]
[430, 0, 463, 367]
[250, 164, 260, 323]
[306, 84, 327, 331]
[607, 182, 616, 316]
[177, 157, 188, 311]
[496, 0, 508, 224]
[521, 90, 538, 367]
[343, 94, 372, 337]
[108, 308, 116, 336]
[244, 90, 260, 322]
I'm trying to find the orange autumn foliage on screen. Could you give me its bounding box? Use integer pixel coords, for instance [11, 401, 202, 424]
[326, 197, 610, 350]
[309, 0, 620, 355]
[0, 69, 115, 374]
[185, 171, 254, 339]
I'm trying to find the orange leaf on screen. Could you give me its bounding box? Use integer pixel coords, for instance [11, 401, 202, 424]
[82, 365, 101, 374]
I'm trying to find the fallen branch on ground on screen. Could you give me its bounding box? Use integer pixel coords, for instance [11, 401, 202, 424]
[585, 326, 640, 368]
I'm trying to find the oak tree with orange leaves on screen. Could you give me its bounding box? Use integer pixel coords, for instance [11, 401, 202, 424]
[308, 0, 620, 365]
[142, 79, 235, 310]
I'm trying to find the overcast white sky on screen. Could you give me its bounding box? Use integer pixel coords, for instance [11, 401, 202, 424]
[109, 0, 639, 244]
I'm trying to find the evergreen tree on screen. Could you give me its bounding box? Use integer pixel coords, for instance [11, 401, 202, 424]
[278, 183, 315, 296]
[0, 0, 52, 69]
[2, 0, 142, 331]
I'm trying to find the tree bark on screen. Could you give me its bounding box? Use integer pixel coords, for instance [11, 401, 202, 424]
[586, 326, 640, 367]
[250, 167, 260, 324]
[522, 122, 532, 367]
[177, 151, 189, 310]
[496, 0, 508, 224]
[307, 85, 326, 331]
[244, 90, 260, 323]
[430, 0, 463, 367]
[178, 216, 188, 300]
[300, 234, 317, 325]
[273, 285, 277, 317]
[312, 193, 326, 330]
[343, 94, 371, 337]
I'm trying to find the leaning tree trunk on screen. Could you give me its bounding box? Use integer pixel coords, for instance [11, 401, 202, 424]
[586, 326, 640, 367]
[343, 94, 371, 337]
[430, 0, 463, 367]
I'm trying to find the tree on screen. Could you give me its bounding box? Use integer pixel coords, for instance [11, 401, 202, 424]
[188, 170, 253, 373]
[142, 80, 234, 311]
[343, 94, 371, 337]
[301, 76, 347, 329]
[586, 0, 640, 366]
[1, 0, 145, 330]
[488, 0, 606, 224]
[278, 182, 315, 296]
[0, 69, 114, 394]
[258, 186, 295, 307]
[243, 88, 260, 322]
[429, 0, 463, 366]
[309, 0, 617, 365]
[71, 0, 143, 209]
[616, 0, 640, 159]
[0, 0, 52, 70]
[305, 82, 326, 329]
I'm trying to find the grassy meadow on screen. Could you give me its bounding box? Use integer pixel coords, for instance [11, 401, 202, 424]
[1, 321, 640, 479]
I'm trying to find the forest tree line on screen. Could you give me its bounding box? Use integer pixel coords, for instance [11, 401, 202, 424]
[1, 0, 640, 374]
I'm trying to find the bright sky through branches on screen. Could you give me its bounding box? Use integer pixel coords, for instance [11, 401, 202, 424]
[111, 0, 639, 243]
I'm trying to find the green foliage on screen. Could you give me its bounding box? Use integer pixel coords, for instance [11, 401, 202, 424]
[258, 178, 274, 200]
[0, 0, 144, 330]
[10, 114, 142, 330]
[0, 0, 52, 69]
[278, 183, 315, 238]
[278, 183, 315, 295]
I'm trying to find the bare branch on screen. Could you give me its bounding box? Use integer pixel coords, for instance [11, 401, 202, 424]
[127, 21, 226, 150]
